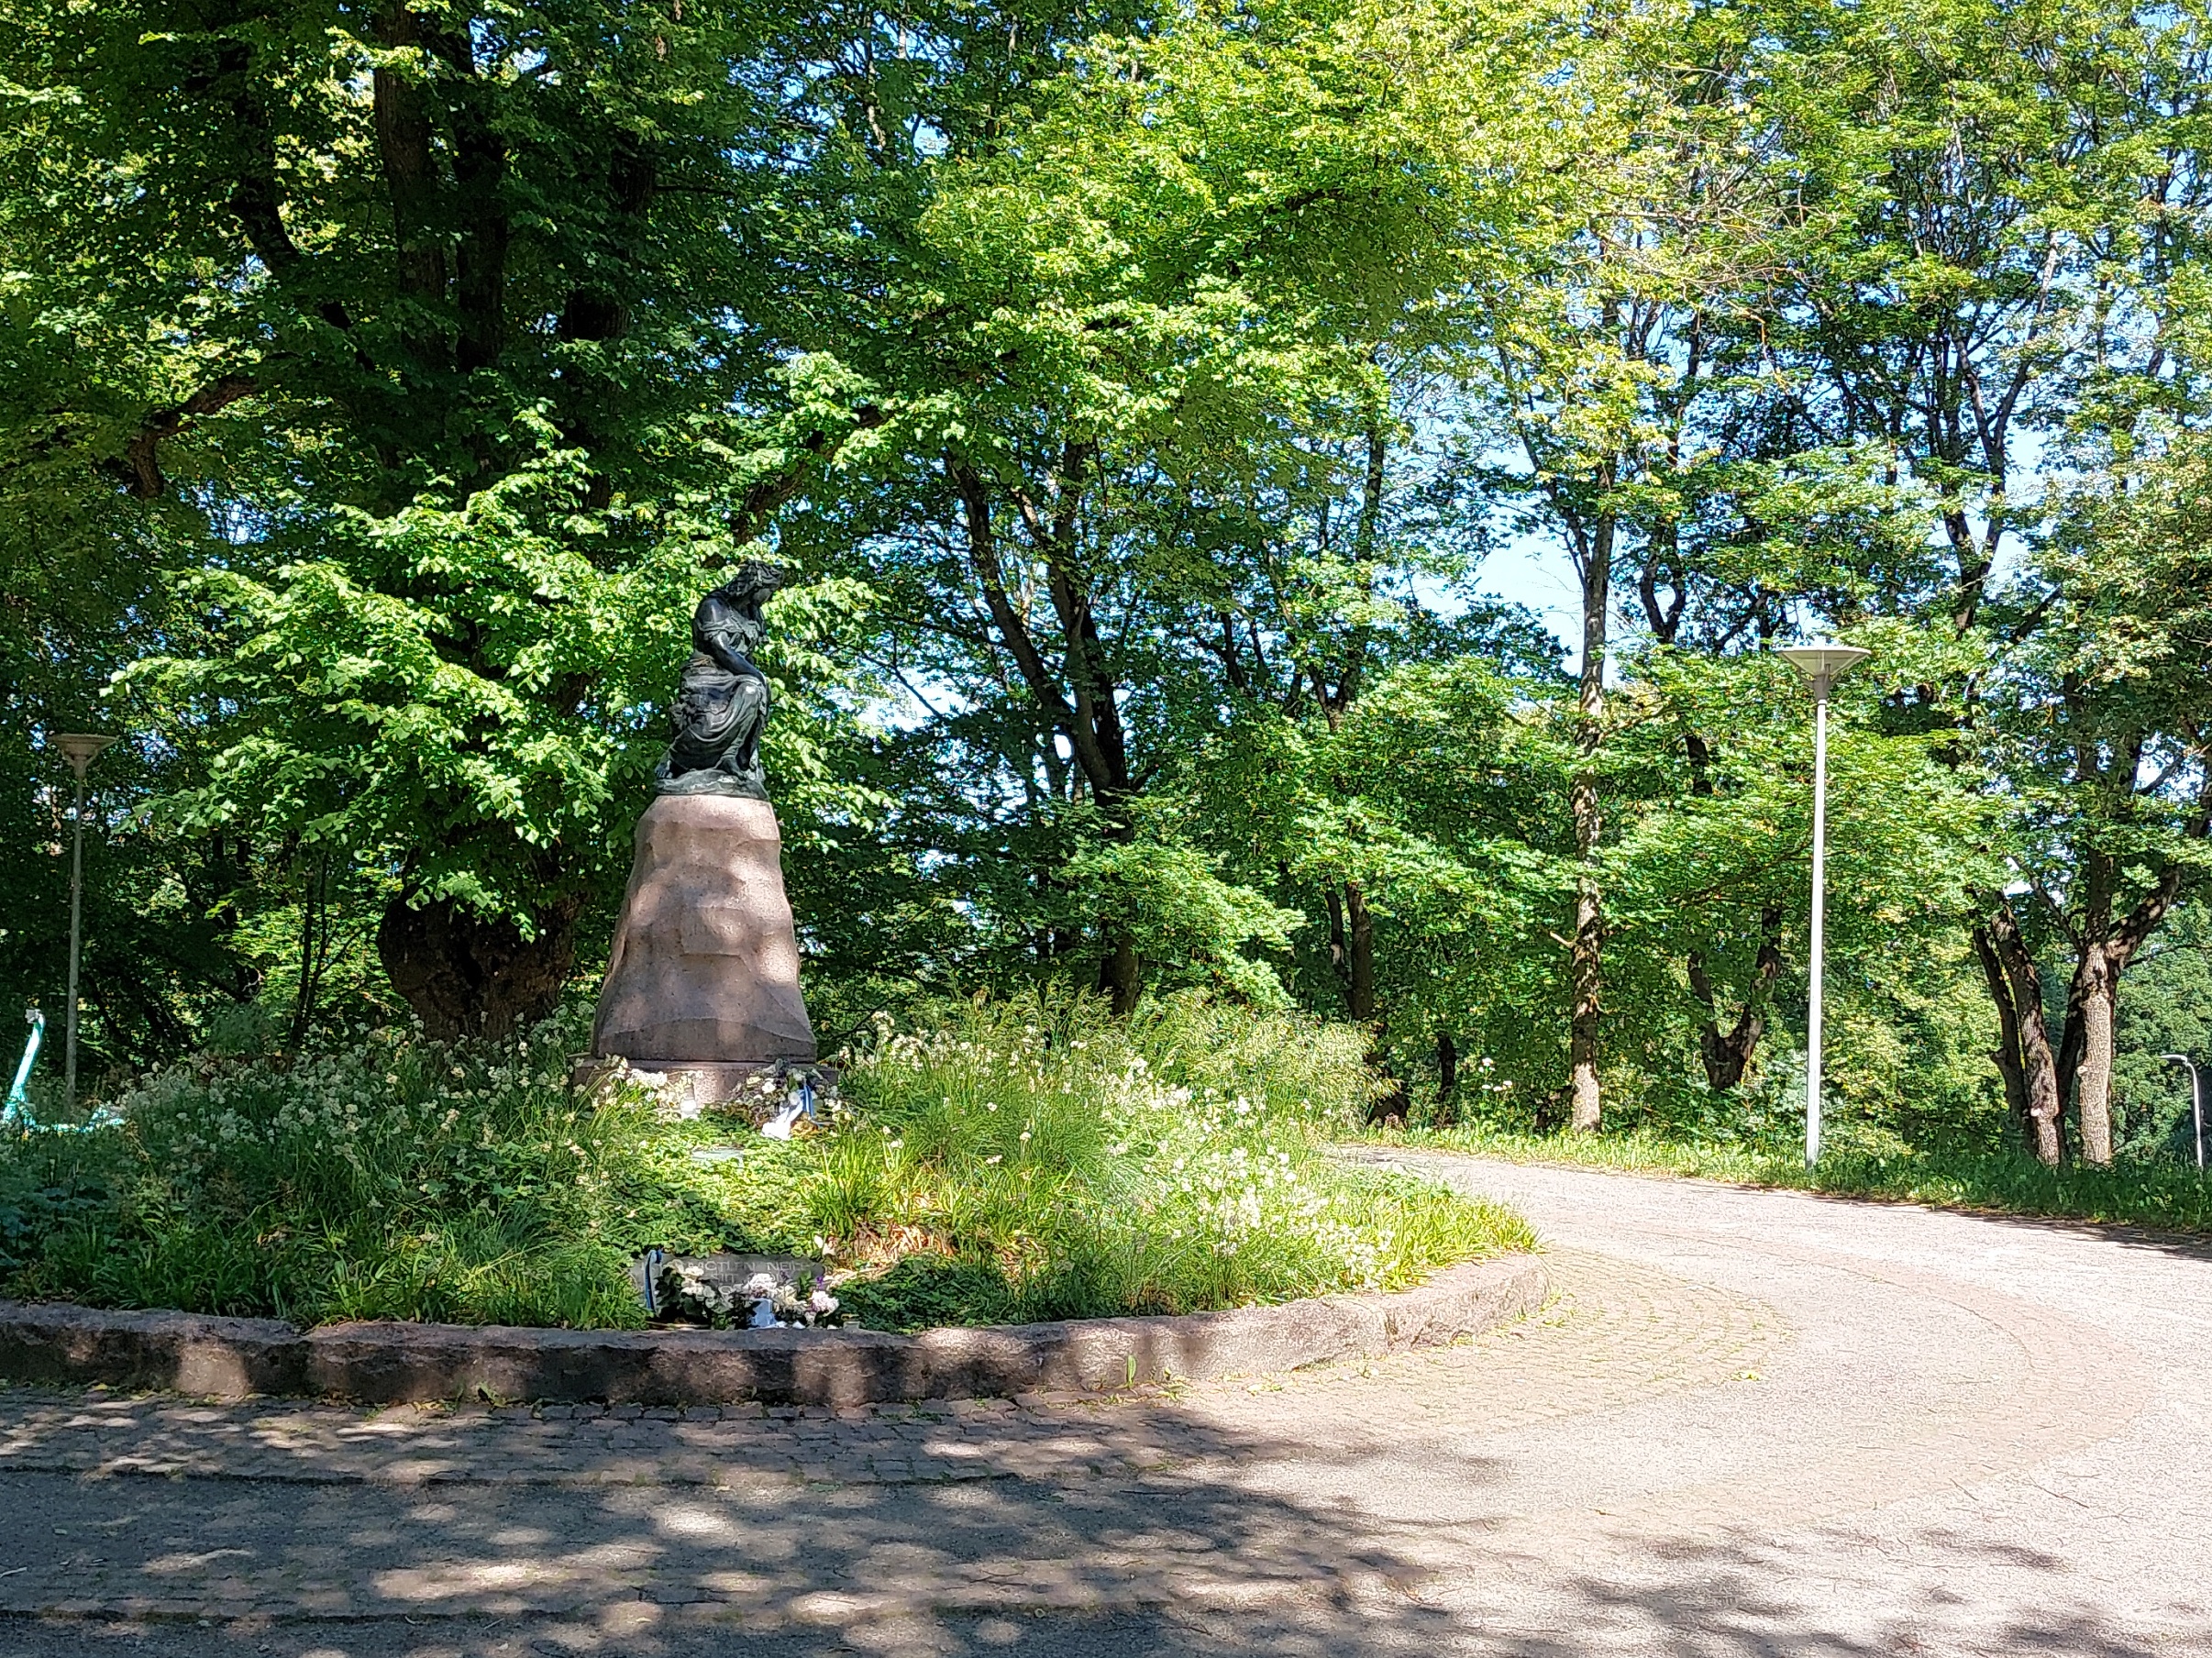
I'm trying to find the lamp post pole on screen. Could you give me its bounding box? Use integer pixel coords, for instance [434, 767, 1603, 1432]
[1777, 646, 1869, 1168]
[53, 734, 116, 1114]
[2159, 1054, 2204, 1172]
[1807, 687, 1832, 1166]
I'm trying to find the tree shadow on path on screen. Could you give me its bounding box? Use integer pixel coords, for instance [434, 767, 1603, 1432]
[1, 1378, 2201, 1658]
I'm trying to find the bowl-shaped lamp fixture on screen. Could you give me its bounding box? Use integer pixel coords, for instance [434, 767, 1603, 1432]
[1776, 644, 1871, 699]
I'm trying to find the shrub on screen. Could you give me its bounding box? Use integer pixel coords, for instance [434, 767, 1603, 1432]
[0, 1009, 788, 1326]
[0, 992, 1532, 1331]
[818, 990, 1532, 1327]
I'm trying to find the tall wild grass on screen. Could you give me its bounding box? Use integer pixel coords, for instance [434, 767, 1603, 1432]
[0, 994, 1530, 1329]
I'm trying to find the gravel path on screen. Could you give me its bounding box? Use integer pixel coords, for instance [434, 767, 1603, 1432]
[2, 1152, 2206, 1656]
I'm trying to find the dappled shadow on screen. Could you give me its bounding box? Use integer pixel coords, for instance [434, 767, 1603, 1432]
[0, 1373, 2202, 1658]
[1678, 1174, 2212, 1274]
[1476, 1528, 2189, 1658]
[1852, 1199, 2212, 1267]
[5, 1153, 2207, 1658]
[0, 1523, 2192, 1656]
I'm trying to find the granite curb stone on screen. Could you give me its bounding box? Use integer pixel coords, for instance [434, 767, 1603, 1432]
[0, 1253, 1543, 1407]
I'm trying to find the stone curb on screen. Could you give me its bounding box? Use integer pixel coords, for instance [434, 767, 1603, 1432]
[0, 1253, 1543, 1408]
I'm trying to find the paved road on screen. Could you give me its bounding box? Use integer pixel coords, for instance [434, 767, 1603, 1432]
[2, 1154, 2207, 1656]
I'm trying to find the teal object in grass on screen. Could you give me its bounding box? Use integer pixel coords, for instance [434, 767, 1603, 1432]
[6, 1006, 116, 1133]
[5, 1006, 43, 1123]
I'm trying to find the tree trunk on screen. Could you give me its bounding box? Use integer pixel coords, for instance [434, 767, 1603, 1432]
[2055, 978, 2086, 1141]
[2057, 849, 2185, 1167]
[1974, 903, 2063, 1166]
[1690, 963, 1764, 1091]
[1098, 933, 1142, 1016]
[1311, 417, 1392, 1057]
[1436, 1030, 1459, 1124]
[1333, 879, 1404, 1123]
[949, 448, 1156, 1014]
[1367, 1064, 1410, 1126]
[1343, 879, 1377, 1023]
[1567, 868, 1603, 1130]
[290, 854, 334, 1049]
[378, 894, 581, 1041]
[1971, 923, 2033, 1136]
[1687, 906, 1783, 1091]
[2073, 945, 2118, 1166]
[1323, 881, 1379, 1022]
[2017, 976, 2066, 1168]
[1567, 514, 1611, 1133]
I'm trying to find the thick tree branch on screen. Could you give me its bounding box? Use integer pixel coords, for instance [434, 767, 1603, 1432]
[122, 375, 259, 499]
[947, 455, 1078, 734]
[205, 39, 355, 337]
[372, 6, 448, 315]
[724, 409, 882, 548]
[420, 24, 509, 375]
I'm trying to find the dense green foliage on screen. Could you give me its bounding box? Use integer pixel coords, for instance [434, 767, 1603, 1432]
[1, 1014, 727, 1326]
[3, 0, 2209, 1184]
[828, 995, 1531, 1326]
[0, 999, 1528, 1327]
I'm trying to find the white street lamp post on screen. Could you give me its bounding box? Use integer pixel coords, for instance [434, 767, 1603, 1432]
[53, 733, 116, 1114]
[2159, 1054, 2204, 1171]
[1777, 645, 1869, 1167]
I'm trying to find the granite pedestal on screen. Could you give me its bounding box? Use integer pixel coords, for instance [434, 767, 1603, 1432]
[589, 794, 816, 1106]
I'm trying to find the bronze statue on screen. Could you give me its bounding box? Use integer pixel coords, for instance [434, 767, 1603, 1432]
[655, 562, 784, 800]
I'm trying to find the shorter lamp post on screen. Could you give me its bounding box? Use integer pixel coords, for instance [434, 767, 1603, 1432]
[2159, 1054, 2205, 1172]
[1776, 644, 1870, 1167]
[53, 733, 116, 1114]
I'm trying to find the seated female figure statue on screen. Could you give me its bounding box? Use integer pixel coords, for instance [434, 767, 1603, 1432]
[654, 562, 782, 800]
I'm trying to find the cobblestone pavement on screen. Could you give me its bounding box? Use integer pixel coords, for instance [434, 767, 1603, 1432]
[2, 1154, 2207, 1656]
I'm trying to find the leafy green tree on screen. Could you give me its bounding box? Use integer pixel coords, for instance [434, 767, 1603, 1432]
[1277, 651, 1573, 1116]
[1602, 633, 2000, 1116]
[789, 0, 1590, 1011]
[1693, 0, 2212, 1162]
[0, 356, 269, 1070]
[1450, 0, 1837, 1128]
[1975, 438, 2212, 1164]
[1749, 0, 2212, 629]
[2, 0, 890, 1034]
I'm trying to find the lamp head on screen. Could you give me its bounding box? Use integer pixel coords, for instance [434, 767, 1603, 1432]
[52, 733, 117, 779]
[1776, 643, 1871, 700]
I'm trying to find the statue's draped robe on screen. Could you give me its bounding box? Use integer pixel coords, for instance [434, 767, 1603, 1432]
[656, 600, 769, 799]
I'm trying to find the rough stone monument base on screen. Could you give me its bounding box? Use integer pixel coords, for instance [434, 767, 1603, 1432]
[590, 792, 816, 1083]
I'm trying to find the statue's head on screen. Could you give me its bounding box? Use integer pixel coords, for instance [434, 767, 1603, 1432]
[713, 560, 787, 613]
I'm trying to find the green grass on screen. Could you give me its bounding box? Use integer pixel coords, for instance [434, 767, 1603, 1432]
[821, 994, 1532, 1328]
[0, 995, 1531, 1331]
[1373, 1122, 2212, 1232]
[0, 1018, 769, 1329]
